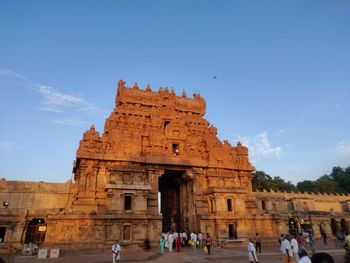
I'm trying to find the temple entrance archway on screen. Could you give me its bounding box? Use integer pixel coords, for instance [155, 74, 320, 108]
[158, 169, 192, 232]
[24, 218, 46, 244]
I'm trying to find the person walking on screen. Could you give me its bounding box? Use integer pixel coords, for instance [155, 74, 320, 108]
[168, 232, 174, 252]
[175, 233, 181, 252]
[281, 235, 295, 263]
[160, 236, 165, 254]
[112, 240, 121, 263]
[248, 237, 259, 263]
[172, 231, 177, 250]
[205, 233, 213, 256]
[279, 234, 285, 244]
[164, 232, 169, 249]
[303, 230, 310, 248]
[298, 248, 311, 263]
[192, 232, 197, 249]
[308, 231, 315, 254]
[297, 233, 305, 249]
[181, 231, 187, 247]
[254, 232, 262, 253]
[198, 232, 203, 248]
[291, 234, 299, 262]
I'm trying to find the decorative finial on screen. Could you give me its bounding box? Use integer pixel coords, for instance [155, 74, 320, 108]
[182, 90, 187, 98]
[164, 87, 169, 93]
[171, 87, 175, 95]
[193, 93, 201, 99]
[133, 82, 139, 89]
[146, 84, 151, 91]
[90, 125, 95, 130]
[159, 87, 163, 93]
[118, 80, 125, 89]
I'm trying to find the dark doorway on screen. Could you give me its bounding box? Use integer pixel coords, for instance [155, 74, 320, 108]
[0, 227, 5, 243]
[228, 224, 237, 239]
[331, 218, 338, 236]
[158, 170, 188, 232]
[341, 219, 348, 234]
[24, 218, 46, 244]
[288, 218, 297, 235]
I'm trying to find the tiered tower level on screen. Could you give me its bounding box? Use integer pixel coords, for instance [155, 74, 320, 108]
[72, 80, 256, 245]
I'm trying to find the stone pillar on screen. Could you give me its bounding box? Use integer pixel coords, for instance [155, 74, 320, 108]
[191, 169, 204, 232]
[179, 183, 187, 230]
[147, 169, 163, 215]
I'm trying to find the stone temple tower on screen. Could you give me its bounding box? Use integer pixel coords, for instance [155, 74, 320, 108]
[70, 80, 256, 245]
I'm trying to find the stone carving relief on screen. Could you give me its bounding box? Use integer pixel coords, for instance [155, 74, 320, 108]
[164, 120, 188, 141]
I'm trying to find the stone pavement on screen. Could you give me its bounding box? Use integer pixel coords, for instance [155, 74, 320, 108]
[6, 241, 347, 263]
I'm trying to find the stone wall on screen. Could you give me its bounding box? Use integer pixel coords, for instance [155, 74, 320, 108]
[255, 189, 350, 213]
[0, 179, 72, 210]
[0, 179, 73, 249]
[254, 189, 350, 240]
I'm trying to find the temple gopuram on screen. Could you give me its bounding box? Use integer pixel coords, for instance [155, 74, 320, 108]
[0, 81, 349, 250]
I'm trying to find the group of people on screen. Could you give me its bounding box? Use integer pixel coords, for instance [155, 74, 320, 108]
[247, 231, 339, 263]
[111, 230, 347, 263]
[159, 230, 213, 255]
[279, 230, 318, 261]
[279, 234, 303, 263]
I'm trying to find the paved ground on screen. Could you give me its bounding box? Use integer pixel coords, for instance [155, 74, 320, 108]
[2, 241, 347, 263]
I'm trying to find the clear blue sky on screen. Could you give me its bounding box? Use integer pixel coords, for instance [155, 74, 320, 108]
[0, 1, 349, 184]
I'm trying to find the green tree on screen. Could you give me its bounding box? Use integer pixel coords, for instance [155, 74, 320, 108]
[270, 176, 297, 192]
[314, 175, 341, 194]
[329, 166, 350, 193]
[252, 166, 350, 194]
[297, 180, 316, 192]
[251, 171, 273, 191]
[252, 171, 297, 192]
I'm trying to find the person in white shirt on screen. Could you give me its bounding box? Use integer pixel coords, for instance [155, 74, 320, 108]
[112, 240, 121, 263]
[164, 232, 169, 248]
[298, 248, 311, 263]
[198, 232, 203, 248]
[192, 232, 198, 249]
[168, 232, 174, 252]
[248, 238, 259, 263]
[281, 235, 295, 263]
[181, 231, 187, 246]
[290, 234, 299, 262]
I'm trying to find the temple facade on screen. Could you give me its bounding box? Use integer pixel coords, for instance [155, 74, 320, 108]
[0, 81, 349, 251]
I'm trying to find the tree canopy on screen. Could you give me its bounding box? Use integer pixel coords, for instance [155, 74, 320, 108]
[252, 166, 350, 194]
[252, 171, 297, 192]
